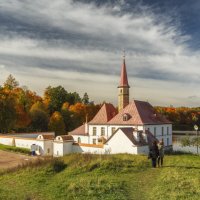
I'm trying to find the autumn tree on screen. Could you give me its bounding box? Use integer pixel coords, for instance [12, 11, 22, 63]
[15, 104, 31, 132]
[48, 111, 65, 136]
[61, 102, 73, 132]
[3, 74, 19, 90]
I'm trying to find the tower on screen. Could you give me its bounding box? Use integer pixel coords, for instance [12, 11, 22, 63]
[118, 52, 130, 112]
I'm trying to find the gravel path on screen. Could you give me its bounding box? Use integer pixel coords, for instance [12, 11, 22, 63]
[0, 150, 37, 170]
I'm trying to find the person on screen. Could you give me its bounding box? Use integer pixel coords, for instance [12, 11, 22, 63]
[157, 140, 164, 167]
[148, 140, 159, 168]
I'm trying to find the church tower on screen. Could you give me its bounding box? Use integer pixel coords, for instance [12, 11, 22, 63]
[118, 52, 130, 112]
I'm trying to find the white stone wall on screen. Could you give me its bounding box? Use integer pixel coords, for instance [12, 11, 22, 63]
[72, 135, 89, 143]
[72, 144, 105, 154]
[15, 138, 36, 149]
[0, 137, 13, 146]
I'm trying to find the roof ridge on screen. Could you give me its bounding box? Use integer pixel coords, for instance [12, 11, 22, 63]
[133, 100, 146, 124]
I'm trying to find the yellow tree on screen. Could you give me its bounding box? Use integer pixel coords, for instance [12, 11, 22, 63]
[48, 111, 65, 136]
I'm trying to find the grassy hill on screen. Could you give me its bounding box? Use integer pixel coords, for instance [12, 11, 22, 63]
[0, 153, 199, 200]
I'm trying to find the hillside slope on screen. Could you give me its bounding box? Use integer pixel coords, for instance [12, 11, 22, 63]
[0, 154, 199, 200]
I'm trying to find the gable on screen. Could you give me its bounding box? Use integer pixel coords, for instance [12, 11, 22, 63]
[89, 103, 117, 124]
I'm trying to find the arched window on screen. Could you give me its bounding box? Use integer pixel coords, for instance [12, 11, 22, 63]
[78, 137, 81, 143]
[123, 113, 130, 121]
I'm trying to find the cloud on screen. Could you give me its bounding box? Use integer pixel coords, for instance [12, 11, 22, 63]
[0, 0, 200, 106]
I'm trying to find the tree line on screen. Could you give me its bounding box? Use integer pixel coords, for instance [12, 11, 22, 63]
[155, 106, 200, 130]
[0, 75, 100, 136]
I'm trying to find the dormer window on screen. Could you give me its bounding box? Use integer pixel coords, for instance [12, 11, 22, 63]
[123, 113, 130, 121]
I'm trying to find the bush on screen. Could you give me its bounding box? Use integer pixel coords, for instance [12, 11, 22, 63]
[51, 158, 66, 173]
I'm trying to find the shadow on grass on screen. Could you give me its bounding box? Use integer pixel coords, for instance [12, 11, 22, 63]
[163, 165, 200, 170]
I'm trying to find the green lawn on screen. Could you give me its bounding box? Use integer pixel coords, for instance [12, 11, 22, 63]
[0, 153, 199, 200]
[0, 143, 30, 155]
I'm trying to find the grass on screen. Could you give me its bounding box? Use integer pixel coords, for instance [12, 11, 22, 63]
[0, 153, 199, 200]
[0, 143, 30, 155]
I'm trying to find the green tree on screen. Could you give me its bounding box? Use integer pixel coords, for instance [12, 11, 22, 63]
[82, 92, 89, 105]
[44, 86, 68, 114]
[3, 74, 19, 90]
[48, 111, 65, 136]
[0, 90, 17, 133]
[29, 102, 49, 131]
[66, 92, 81, 105]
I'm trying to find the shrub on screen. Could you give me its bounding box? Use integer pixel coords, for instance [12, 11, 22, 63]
[51, 158, 66, 173]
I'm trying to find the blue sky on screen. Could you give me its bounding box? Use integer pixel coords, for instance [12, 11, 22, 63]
[0, 0, 200, 107]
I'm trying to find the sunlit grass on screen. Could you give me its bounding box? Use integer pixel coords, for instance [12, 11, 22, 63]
[0, 153, 199, 200]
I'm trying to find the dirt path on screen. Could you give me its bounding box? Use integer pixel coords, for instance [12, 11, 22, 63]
[0, 150, 37, 170]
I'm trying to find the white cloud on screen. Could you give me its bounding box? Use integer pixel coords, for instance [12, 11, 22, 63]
[0, 0, 200, 106]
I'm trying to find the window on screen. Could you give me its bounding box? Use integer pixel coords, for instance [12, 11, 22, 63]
[101, 127, 105, 136]
[167, 138, 169, 146]
[123, 113, 130, 121]
[93, 127, 97, 136]
[78, 137, 81, 143]
[162, 127, 164, 136]
[112, 127, 116, 134]
[167, 127, 169, 135]
[93, 139, 96, 144]
[154, 127, 156, 136]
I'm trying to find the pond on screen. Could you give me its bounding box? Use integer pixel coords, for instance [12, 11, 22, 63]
[173, 134, 200, 154]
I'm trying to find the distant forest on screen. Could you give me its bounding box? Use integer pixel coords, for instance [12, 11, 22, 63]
[0, 75, 200, 134]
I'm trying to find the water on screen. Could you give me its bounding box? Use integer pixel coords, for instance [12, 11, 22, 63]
[173, 135, 200, 154]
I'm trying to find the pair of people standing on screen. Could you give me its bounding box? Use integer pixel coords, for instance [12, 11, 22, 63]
[148, 140, 164, 168]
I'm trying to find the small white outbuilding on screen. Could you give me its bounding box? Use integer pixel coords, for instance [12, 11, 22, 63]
[104, 128, 149, 154]
[53, 135, 74, 157]
[36, 134, 54, 156]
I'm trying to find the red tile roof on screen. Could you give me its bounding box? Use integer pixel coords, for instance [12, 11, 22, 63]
[89, 103, 117, 124]
[59, 135, 74, 141]
[108, 100, 171, 125]
[69, 124, 88, 136]
[118, 58, 129, 87]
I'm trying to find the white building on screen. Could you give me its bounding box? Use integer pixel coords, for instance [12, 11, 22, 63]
[0, 56, 172, 156]
[69, 55, 172, 155]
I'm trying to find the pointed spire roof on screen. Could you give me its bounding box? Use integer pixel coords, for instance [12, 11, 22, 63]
[118, 53, 129, 88]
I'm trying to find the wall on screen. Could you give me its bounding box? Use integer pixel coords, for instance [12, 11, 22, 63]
[72, 135, 89, 143]
[72, 143, 105, 154]
[53, 142, 64, 156]
[0, 136, 14, 146]
[105, 129, 139, 154]
[53, 141, 73, 157]
[137, 146, 149, 155]
[15, 138, 36, 149]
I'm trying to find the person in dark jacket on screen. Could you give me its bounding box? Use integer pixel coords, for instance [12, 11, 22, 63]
[157, 139, 164, 167]
[148, 140, 159, 168]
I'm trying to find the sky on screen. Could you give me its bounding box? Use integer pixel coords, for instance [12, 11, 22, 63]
[1, 0, 200, 107]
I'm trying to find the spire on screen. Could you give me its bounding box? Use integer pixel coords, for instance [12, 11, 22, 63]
[119, 50, 129, 88]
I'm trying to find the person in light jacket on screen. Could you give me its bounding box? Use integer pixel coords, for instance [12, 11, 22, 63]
[157, 140, 164, 167]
